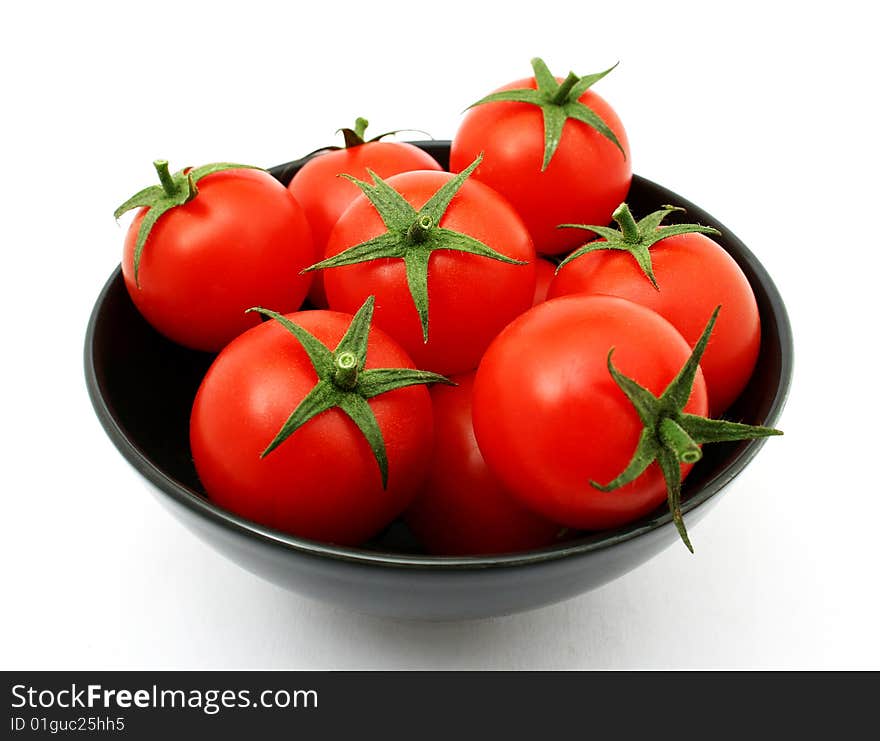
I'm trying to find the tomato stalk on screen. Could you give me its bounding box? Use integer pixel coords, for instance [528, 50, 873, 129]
[612, 203, 641, 243]
[550, 71, 580, 105]
[558, 202, 722, 289]
[592, 306, 782, 552]
[246, 296, 452, 487]
[467, 57, 624, 170]
[153, 159, 198, 203]
[339, 117, 373, 148]
[303, 155, 527, 342]
[406, 216, 434, 244]
[154, 160, 179, 197]
[334, 117, 432, 150]
[658, 418, 702, 464]
[332, 351, 360, 390]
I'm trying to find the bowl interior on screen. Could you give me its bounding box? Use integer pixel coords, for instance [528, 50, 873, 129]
[86, 141, 792, 566]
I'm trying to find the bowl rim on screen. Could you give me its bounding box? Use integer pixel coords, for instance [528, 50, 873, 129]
[85, 145, 793, 571]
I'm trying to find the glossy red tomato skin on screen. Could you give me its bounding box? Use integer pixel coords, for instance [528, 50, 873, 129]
[290, 143, 443, 309]
[322, 170, 536, 375]
[405, 373, 562, 556]
[122, 168, 314, 352]
[549, 231, 760, 415]
[532, 258, 557, 306]
[450, 76, 631, 255]
[472, 295, 708, 531]
[190, 310, 434, 546]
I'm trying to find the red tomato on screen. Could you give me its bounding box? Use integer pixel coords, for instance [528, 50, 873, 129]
[322, 170, 536, 375]
[532, 257, 557, 306]
[405, 373, 562, 556]
[549, 231, 759, 414]
[450, 65, 631, 255]
[472, 295, 708, 531]
[190, 309, 434, 546]
[122, 167, 313, 352]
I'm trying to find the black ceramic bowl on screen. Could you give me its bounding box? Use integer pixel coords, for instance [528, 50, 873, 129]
[85, 141, 792, 620]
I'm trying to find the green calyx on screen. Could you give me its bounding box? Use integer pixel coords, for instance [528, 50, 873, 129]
[303, 154, 527, 342]
[114, 160, 263, 286]
[557, 203, 722, 289]
[335, 117, 431, 149]
[591, 306, 783, 552]
[337, 117, 390, 148]
[468, 57, 625, 171]
[340, 117, 372, 147]
[246, 296, 451, 488]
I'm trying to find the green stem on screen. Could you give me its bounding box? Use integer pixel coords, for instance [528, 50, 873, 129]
[550, 71, 580, 105]
[332, 352, 359, 390]
[612, 203, 641, 243]
[659, 418, 702, 464]
[341, 118, 371, 148]
[407, 215, 434, 244]
[153, 160, 178, 197]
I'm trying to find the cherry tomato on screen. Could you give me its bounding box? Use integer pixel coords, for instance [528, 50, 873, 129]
[321, 169, 536, 375]
[450, 59, 631, 255]
[190, 308, 434, 546]
[121, 166, 313, 352]
[549, 230, 759, 414]
[405, 373, 562, 555]
[472, 295, 708, 531]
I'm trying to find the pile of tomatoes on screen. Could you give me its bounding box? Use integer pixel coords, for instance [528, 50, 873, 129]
[115, 59, 780, 555]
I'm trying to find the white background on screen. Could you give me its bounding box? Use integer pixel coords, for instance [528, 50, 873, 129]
[2, 1, 878, 669]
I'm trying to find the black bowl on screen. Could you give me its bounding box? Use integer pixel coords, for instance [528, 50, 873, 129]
[85, 141, 792, 620]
